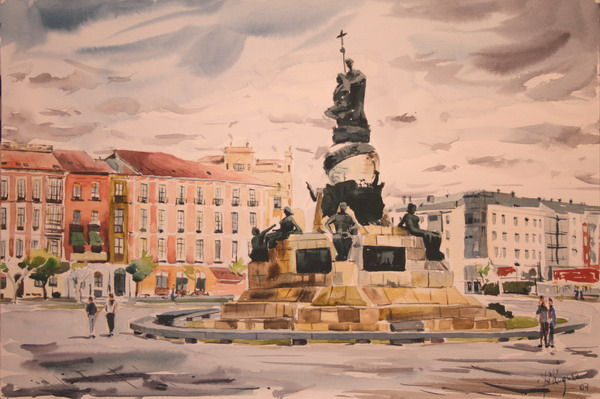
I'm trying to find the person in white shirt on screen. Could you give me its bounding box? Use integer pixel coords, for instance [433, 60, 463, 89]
[104, 293, 117, 337]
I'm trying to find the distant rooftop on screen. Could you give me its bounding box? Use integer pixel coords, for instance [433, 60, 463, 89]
[54, 150, 112, 174]
[1, 147, 63, 172]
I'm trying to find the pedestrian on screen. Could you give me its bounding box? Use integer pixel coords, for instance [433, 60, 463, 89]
[85, 296, 98, 338]
[535, 296, 549, 348]
[574, 286, 579, 300]
[104, 293, 117, 337]
[579, 286, 585, 300]
[548, 298, 556, 348]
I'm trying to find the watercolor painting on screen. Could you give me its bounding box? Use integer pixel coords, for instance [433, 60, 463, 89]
[1, 0, 599, 398]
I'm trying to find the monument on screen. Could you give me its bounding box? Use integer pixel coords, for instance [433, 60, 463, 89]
[193, 32, 506, 334]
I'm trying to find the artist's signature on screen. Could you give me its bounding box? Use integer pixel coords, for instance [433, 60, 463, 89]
[540, 369, 591, 397]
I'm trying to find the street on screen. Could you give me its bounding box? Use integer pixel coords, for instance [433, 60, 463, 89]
[1, 296, 599, 398]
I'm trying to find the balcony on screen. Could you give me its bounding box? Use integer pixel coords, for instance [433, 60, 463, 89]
[71, 196, 83, 201]
[45, 223, 63, 233]
[177, 228, 184, 233]
[231, 199, 240, 207]
[16, 225, 24, 231]
[138, 196, 148, 203]
[90, 196, 100, 201]
[158, 197, 168, 204]
[214, 229, 223, 234]
[213, 198, 223, 206]
[17, 196, 26, 202]
[32, 197, 40, 203]
[46, 196, 63, 204]
[70, 251, 107, 262]
[70, 223, 84, 232]
[195, 198, 205, 205]
[247, 200, 259, 207]
[176, 198, 186, 205]
[1, 224, 6, 230]
[114, 195, 127, 203]
[0, 195, 7, 201]
[113, 225, 124, 233]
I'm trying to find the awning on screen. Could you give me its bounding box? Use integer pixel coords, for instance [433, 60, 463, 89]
[497, 266, 516, 277]
[70, 231, 86, 246]
[89, 231, 103, 246]
[114, 268, 126, 275]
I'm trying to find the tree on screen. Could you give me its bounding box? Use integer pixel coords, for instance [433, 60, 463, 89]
[69, 263, 91, 302]
[28, 254, 70, 299]
[0, 250, 58, 303]
[125, 251, 157, 297]
[229, 258, 247, 275]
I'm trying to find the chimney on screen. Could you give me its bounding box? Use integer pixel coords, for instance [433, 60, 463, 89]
[558, 198, 562, 202]
[569, 199, 573, 204]
[427, 195, 434, 203]
[537, 197, 541, 201]
[409, 196, 412, 203]
[402, 195, 407, 204]
[497, 188, 500, 193]
[510, 191, 515, 197]
[245, 142, 249, 148]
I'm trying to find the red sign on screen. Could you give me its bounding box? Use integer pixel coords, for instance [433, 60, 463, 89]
[553, 268, 599, 283]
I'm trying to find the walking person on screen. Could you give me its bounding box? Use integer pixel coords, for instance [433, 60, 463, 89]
[85, 296, 98, 339]
[105, 293, 117, 337]
[535, 296, 549, 348]
[548, 298, 556, 348]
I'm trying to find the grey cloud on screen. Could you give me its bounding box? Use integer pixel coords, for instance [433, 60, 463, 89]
[575, 174, 600, 186]
[151, 100, 209, 115]
[314, 146, 329, 160]
[467, 155, 535, 168]
[386, 113, 416, 124]
[503, 123, 600, 148]
[472, 31, 570, 75]
[64, 58, 114, 75]
[419, 138, 458, 152]
[180, 27, 246, 76]
[422, 164, 459, 173]
[269, 114, 334, 130]
[29, 71, 99, 93]
[9, 72, 28, 82]
[107, 75, 133, 84]
[39, 108, 80, 117]
[390, 54, 471, 87]
[95, 97, 141, 115]
[3, 111, 97, 143]
[526, 59, 596, 101]
[149, 133, 202, 146]
[390, 0, 523, 23]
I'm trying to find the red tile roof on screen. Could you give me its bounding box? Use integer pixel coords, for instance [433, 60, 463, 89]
[114, 150, 269, 185]
[198, 155, 224, 164]
[209, 267, 244, 284]
[1, 149, 64, 172]
[54, 150, 113, 173]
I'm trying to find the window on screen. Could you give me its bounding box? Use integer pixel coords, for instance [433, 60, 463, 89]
[158, 238, 166, 260]
[16, 239, 23, 258]
[177, 210, 185, 232]
[215, 240, 222, 262]
[46, 206, 63, 230]
[156, 273, 168, 289]
[158, 209, 166, 231]
[525, 233, 529, 243]
[91, 182, 100, 200]
[114, 208, 124, 233]
[195, 211, 203, 232]
[514, 249, 520, 259]
[17, 179, 26, 200]
[525, 249, 529, 259]
[0, 208, 5, 229]
[525, 217, 529, 226]
[34, 279, 44, 287]
[196, 185, 204, 204]
[114, 237, 124, 254]
[232, 241, 238, 261]
[445, 248, 450, 258]
[158, 184, 167, 203]
[72, 183, 82, 200]
[139, 183, 148, 202]
[494, 247, 499, 257]
[73, 210, 81, 225]
[502, 247, 507, 257]
[176, 238, 185, 261]
[94, 272, 103, 287]
[501, 214, 506, 225]
[515, 233, 520, 242]
[140, 238, 148, 255]
[533, 218, 537, 228]
[571, 234, 576, 243]
[249, 212, 257, 228]
[176, 273, 188, 292]
[32, 209, 40, 230]
[248, 189, 257, 206]
[213, 186, 223, 205]
[114, 182, 125, 202]
[16, 208, 25, 230]
[177, 185, 185, 204]
[274, 196, 282, 209]
[513, 216, 518, 226]
[539, 234, 542, 243]
[492, 213, 497, 224]
[0, 275, 5, 289]
[532, 250, 536, 259]
[445, 230, 450, 240]
[115, 182, 123, 196]
[0, 179, 7, 200]
[140, 208, 148, 231]
[32, 180, 41, 201]
[31, 240, 38, 249]
[0, 241, 5, 260]
[492, 231, 497, 240]
[90, 210, 99, 225]
[445, 215, 450, 225]
[502, 232, 507, 241]
[195, 239, 204, 262]
[233, 163, 244, 171]
[465, 213, 481, 224]
[47, 178, 62, 202]
[215, 212, 223, 233]
[232, 188, 240, 206]
[47, 238, 61, 256]
[232, 212, 239, 234]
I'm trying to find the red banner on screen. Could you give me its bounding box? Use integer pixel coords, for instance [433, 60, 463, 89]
[553, 268, 599, 283]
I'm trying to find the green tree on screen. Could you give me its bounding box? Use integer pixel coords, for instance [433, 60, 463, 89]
[0, 250, 59, 303]
[228, 258, 247, 275]
[28, 254, 69, 299]
[125, 251, 157, 297]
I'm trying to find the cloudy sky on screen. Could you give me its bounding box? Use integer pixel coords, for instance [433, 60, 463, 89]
[2, 0, 599, 214]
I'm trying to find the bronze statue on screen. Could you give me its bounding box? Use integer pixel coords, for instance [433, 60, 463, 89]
[250, 224, 276, 262]
[267, 206, 303, 248]
[399, 203, 445, 261]
[325, 202, 358, 261]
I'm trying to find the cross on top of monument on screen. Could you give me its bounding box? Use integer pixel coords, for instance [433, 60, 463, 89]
[336, 29, 348, 72]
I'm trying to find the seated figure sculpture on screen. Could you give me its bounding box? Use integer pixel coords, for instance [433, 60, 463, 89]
[399, 203, 445, 261]
[266, 206, 303, 249]
[325, 202, 358, 261]
[250, 224, 276, 262]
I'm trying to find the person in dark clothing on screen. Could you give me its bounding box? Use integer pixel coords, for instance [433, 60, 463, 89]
[250, 224, 276, 262]
[548, 298, 556, 348]
[266, 207, 302, 249]
[104, 293, 117, 337]
[85, 296, 98, 338]
[536, 296, 549, 348]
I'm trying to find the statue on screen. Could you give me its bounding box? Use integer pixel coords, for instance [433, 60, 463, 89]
[250, 224, 276, 262]
[398, 203, 445, 261]
[266, 206, 303, 248]
[325, 202, 358, 261]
